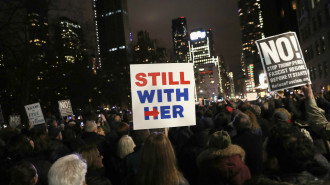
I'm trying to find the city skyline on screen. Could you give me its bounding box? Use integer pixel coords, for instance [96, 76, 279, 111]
[128, 0, 242, 74]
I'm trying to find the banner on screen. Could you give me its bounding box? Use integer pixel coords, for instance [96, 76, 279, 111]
[255, 32, 310, 92]
[58, 99, 73, 117]
[9, 115, 21, 128]
[130, 63, 196, 130]
[0, 105, 4, 124]
[24, 103, 45, 125]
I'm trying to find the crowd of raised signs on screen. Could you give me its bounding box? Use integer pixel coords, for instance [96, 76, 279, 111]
[1, 83, 330, 185]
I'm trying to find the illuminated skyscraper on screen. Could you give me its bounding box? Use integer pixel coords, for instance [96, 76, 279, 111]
[238, 0, 264, 87]
[189, 28, 223, 100]
[172, 17, 189, 63]
[56, 17, 83, 64]
[94, 0, 132, 106]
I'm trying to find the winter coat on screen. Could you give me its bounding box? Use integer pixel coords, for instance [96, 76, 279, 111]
[232, 130, 263, 176]
[197, 144, 251, 185]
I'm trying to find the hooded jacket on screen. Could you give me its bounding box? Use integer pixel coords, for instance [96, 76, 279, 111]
[197, 144, 251, 185]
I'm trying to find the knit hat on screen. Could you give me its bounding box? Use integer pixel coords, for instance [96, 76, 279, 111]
[209, 130, 231, 149]
[273, 111, 288, 123]
[48, 126, 61, 139]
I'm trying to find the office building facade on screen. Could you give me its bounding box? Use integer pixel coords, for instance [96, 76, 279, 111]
[172, 17, 189, 63]
[188, 28, 223, 100]
[296, 0, 330, 91]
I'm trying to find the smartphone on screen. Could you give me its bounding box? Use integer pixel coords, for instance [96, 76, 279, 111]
[98, 114, 101, 118]
[78, 116, 81, 119]
[80, 122, 84, 127]
[290, 92, 293, 95]
[3, 125, 7, 128]
[68, 116, 72, 120]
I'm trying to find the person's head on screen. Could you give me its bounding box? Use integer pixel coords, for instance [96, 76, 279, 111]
[244, 110, 260, 129]
[264, 126, 314, 173]
[84, 121, 97, 133]
[116, 122, 130, 137]
[48, 154, 87, 185]
[272, 108, 291, 124]
[117, 135, 136, 159]
[137, 133, 181, 185]
[238, 101, 251, 112]
[10, 161, 38, 185]
[47, 118, 58, 127]
[114, 115, 121, 122]
[48, 127, 62, 140]
[131, 129, 150, 146]
[233, 112, 252, 132]
[79, 145, 103, 169]
[6, 134, 34, 161]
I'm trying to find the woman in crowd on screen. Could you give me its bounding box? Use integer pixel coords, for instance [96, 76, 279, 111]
[10, 161, 38, 185]
[79, 145, 112, 185]
[137, 133, 190, 185]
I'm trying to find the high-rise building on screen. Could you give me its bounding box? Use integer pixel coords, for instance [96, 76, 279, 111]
[94, 0, 132, 106]
[238, 0, 264, 89]
[172, 17, 189, 63]
[188, 28, 223, 100]
[56, 17, 83, 64]
[134, 30, 156, 64]
[296, 0, 330, 91]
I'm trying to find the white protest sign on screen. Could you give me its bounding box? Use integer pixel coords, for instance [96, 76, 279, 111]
[9, 115, 21, 128]
[255, 32, 311, 92]
[130, 63, 196, 130]
[58, 99, 73, 117]
[24, 103, 45, 125]
[246, 92, 258, 101]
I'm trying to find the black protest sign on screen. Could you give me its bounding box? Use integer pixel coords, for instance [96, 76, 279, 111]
[0, 105, 4, 124]
[256, 32, 310, 92]
[58, 99, 73, 117]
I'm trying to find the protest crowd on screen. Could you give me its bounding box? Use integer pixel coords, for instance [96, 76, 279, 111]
[1, 82, 330, 185]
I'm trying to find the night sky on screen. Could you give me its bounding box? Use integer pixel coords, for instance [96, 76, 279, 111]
[128, 0, 242, 75]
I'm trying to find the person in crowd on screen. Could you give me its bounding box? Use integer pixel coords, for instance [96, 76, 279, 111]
[117, 134, 135, 159]
[197, 130, 251, 185]
[48, 154, 87, 185]
[79, 145, 112, 185]
[137, 133, 190, 185]
[232, 112, 263, 176]
[126, 129, 150, 175]
[48, 126, 70, 163]
[10, 161, 38, 185]
[82, 120, 105, 148]
[243, 110, 262, 136]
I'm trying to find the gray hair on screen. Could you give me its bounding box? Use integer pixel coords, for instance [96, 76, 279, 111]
[48, 154, 87, 185]
[84, 120, 97, 132]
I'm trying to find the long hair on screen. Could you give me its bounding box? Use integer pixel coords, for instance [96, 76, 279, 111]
[79, 145, 100, 169]
[244, 110, 261, 129]
[137, 133, 181, 185]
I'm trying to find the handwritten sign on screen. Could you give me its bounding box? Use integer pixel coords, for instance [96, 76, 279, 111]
[256, 32, 310, 91]
[25, 103, 45, 125]
[9, 115, 21, 128]
[130, 63, 196, 130]
[58, 99, 73, 117]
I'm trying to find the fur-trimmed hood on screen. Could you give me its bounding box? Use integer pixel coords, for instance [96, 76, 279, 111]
[197, 144, 246, 167]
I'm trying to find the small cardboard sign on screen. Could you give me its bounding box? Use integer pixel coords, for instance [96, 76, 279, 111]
[130, 63, 196, 130]
[9, 115, 21, 128]
[24, 103, 45, 125]
[255, 32, 310, 92]
[0, 105, 4, 124]
[58, 99, 73, 117]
